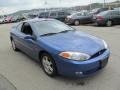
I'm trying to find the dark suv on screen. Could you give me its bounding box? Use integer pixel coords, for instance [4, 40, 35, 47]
[38, 11, 70, 22]
[93, 10, 120, 26]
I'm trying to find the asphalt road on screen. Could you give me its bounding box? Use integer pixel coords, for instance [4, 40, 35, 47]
[0, 23, 120, 90]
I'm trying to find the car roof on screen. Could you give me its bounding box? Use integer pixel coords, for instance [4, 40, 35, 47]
[101, 10, 118, 12]
[98, 10, 119, 15]
[23, 18, 55, 23]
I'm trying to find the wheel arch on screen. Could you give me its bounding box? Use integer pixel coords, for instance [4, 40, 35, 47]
[38, 50, 58, 75]
[10, 36, 13, 41]
[39, 50, 52, 61]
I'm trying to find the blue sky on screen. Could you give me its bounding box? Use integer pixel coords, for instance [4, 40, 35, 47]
[0, 0, 117, 15]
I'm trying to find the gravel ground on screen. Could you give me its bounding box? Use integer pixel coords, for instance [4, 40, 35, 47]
[0, 23, 120, 90]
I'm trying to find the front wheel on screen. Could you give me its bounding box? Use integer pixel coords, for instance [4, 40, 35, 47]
[11, 39, 19, 51]
[106, 20, 112, 27]
[74, 20, 80, 26]
[41, 53, 57, 77]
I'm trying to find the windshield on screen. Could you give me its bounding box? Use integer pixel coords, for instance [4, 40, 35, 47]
[91, 8, 100, 13]
[33, 20, 75, 36]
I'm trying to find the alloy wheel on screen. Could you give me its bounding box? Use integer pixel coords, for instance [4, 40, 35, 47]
[11, 40, 16, 50]
[42, 56, 54, 75]
[74, 20, 80, 26]
[106, 20, 112, 27]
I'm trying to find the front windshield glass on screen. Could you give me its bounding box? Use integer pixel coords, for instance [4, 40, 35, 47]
[33, 20, 75, 36]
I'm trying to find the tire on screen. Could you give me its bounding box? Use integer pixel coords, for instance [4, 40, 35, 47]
[11, 39, 19, 51]
[106, 20, 112, 27]
[95, 22, 99, 26]
[41, 53, 57, 77]
[74, 20, 80, 26]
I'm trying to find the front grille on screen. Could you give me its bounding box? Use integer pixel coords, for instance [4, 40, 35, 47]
[90, 49, 106, 59]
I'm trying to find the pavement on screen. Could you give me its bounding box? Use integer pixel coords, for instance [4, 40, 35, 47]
[0, 74, 16, 90]
[0, 23, 120, 90]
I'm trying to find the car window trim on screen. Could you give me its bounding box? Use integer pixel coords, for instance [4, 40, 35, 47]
[21, 22, 33, 35]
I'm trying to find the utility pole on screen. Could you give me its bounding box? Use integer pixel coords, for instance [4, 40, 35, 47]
[103, 0, 105, 8]
[116, 0, 120, 8]
[90, 0, 92, 11]
[0, 9, 5, 17]
[44, 1, 47, 12]
[59, 0, 62, 11]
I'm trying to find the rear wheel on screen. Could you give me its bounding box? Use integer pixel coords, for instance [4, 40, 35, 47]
[41, 53, 57, 77]
[95, 22, 99, 26]
[74, 20, 80, 26]
[106, 20, 112, 27]
[11, 39, 19, 51]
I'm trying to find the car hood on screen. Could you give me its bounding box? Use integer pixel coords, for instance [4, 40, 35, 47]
[40, 31, 105, 56]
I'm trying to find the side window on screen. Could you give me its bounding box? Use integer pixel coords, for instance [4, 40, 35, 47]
[84, 12, 90, 16]
[66, 12, 70, 15]
[40, 12, 49, 17]
[111, 11, 119, 15]
[77, 13, 82, 16]
[21, 23, 33, 36]
[77, 13, 84, 16]
[119, 11, 120, 15]
[58, 12, 65, 16]
[17, 23, 22, 31]
[50, 12, 56, 16]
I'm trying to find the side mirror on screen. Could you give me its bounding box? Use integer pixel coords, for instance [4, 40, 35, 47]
[24, 35, 35, 40]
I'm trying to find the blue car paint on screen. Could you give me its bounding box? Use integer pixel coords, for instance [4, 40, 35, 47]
[40, 31, 105, 56]
[10, 19, 110, 77]
[53, 49, 110, 77]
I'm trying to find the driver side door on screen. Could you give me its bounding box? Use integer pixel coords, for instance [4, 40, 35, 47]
[19, 22, 38, 59]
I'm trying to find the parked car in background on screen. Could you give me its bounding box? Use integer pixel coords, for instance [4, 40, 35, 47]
[4, 16, 13, 23]
[11, 16, 19, 23]
[27, 14, 37, 19]
[91, 8, 114, 15]
[11, 16, 26, 23]
[49, 11, 70, 22]
[0, 17, 5, 24]
[38, 11, 70, 22]
[10, 18, 110, 77]
[38, 12, 49, 18]
[93, 10, 120, 26]
[65, 11, 93, 25]
[114, 7, 120, 11]
[15, 16, 25, 22]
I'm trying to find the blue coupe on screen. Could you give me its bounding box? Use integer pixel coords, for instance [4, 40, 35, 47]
[10, 18, 110, 77]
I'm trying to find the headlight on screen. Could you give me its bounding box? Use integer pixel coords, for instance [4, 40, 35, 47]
[102, 40, 108, 49]
[59, 52, 90, 61]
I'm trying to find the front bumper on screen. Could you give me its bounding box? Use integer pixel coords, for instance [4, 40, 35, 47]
[65, 18, 74, 25]
[93, 19, 106, 25]
[54, 49, 110, 78]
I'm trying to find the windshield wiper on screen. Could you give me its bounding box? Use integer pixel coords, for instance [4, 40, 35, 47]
[40, 33, 57, 36]
[40, 30, 75, 36]
[58, 30, 75, 33]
